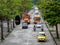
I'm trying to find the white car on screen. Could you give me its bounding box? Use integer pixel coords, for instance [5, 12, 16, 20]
[34, 10, 39, 14]
[35, 22, 43, 28]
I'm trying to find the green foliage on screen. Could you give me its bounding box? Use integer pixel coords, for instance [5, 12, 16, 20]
[37, 0, 60, 26]
[0, 0, 33, 20]
[49, 30, 55, 32]
[20, 0, 33, 12]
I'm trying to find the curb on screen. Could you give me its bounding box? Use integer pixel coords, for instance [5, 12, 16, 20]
[45, 23, 57, 45]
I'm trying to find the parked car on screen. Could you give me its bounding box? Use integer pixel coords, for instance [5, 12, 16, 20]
[37, 32, 46, 42]
[22, 22, 28, 29]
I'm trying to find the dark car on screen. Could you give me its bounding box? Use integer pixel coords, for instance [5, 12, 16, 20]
[22, 22, 28, 29]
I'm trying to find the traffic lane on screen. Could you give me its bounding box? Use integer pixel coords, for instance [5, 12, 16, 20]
[12, 24, 40, 45]
[27, 13, 55, 45]
[0, 22, 55, 45]
[27, 15, 55, 45]
[26, 24, 56, 45]
[28, 14, 55, 45]
[18, 23, 54, 45]
[28, 9, 55, 45]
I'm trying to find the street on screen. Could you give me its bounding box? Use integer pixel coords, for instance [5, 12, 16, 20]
[0, 9, 56, 45]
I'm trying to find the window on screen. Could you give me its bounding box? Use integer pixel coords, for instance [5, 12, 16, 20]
[34, 18, 40, 20]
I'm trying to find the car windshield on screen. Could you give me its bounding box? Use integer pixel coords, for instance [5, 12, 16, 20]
[38, 34, 45, 36]
[34, 18, 40, 20]
[37, 23, 42, 25]
[35, 13, 39, 15]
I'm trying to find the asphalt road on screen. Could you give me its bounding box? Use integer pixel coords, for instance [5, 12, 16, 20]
[0, 9, 56, 45]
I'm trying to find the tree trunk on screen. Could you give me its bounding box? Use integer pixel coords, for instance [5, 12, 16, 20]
[55, 23, 59, 39]
[11, 22, 13, 30]
[0, 20, 4, 41]
[7, 19, 10, 32]
[13, 20, 15, 28]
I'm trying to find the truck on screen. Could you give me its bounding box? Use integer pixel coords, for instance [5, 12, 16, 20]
[22, 13, 30, 24]
[34, 15, 40, 24]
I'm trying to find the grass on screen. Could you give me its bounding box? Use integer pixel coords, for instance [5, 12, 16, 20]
[49, 30, 55, 32]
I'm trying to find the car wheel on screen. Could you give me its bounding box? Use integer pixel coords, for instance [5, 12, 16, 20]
[28, 22, 30, 24]
[22, 27, 24, 29]
[38, 40, 40, 42]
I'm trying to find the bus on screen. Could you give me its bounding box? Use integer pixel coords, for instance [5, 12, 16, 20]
[34, 15, 40, 24]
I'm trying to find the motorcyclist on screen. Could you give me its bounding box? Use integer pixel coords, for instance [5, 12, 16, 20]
[34, 25, 36, 31]
[41, 25, 44, 31]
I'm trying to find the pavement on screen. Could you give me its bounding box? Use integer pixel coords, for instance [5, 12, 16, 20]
[0, 21, 13, 40]
[49, 24, 60, 45]
[0, 9, 56, 45]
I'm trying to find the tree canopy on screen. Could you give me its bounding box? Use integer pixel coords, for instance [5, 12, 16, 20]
[0, 0, 33, 20]
[37, 0, 60, 26]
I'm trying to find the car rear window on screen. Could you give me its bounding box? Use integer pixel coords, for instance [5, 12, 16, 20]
[23, 23, 27, 26]
[38, 34, 45, 36]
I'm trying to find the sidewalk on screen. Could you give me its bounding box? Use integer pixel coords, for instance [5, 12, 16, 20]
[0, 24, 21, 45]
[49, 24, 60, 45]
[0, 21, 13, 41]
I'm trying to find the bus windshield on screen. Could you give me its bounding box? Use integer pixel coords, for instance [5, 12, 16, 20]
[34, 18, 40, 20]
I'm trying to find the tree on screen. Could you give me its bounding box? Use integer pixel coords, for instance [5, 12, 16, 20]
[0, 0, 22, 41]
[20, 0, 33, 13]
[0, 0, 7, 41]
[0, 0, 33, 41]
[37, 0, 60, 38]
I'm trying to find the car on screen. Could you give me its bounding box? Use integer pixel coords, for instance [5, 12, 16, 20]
[34, 10, 39, 14]
[37, 32, 46, 42]
[35, 22, 43, 28]
[22, 22, 28, 29]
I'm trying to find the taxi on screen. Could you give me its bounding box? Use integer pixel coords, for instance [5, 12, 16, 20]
[37, 32, 46, 42]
